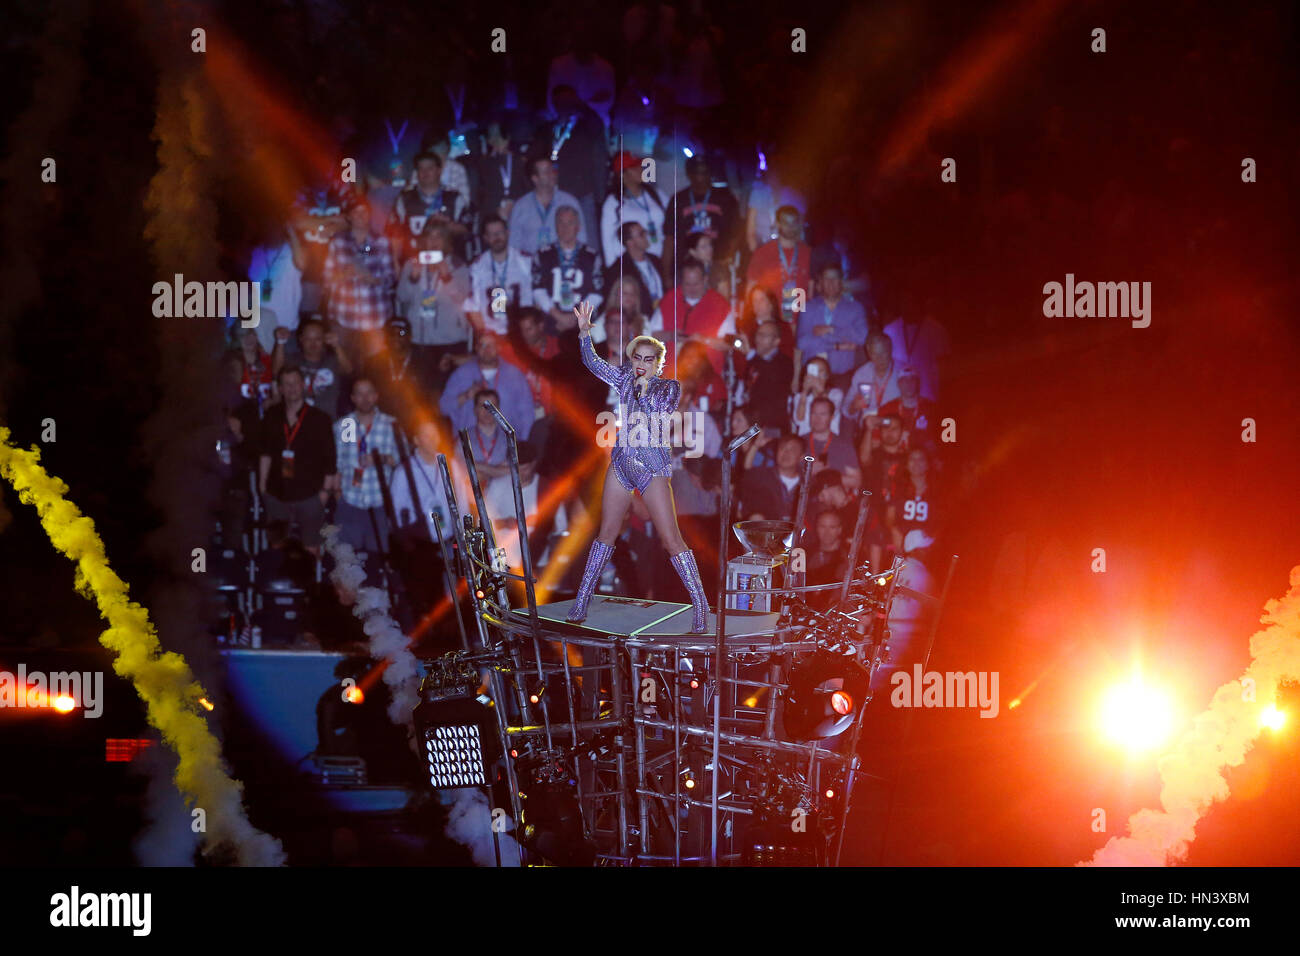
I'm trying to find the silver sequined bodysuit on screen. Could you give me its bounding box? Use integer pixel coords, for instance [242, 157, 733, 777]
[580, 332, 683, 494]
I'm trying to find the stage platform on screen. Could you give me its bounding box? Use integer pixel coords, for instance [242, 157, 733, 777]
[508, 595, 787, 648]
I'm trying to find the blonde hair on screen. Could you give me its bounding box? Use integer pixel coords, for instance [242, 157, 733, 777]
[625, 334, 667, 375]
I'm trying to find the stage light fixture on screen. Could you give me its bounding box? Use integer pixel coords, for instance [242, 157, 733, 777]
[414, 656, 499, 790]
[782, 649, 871, 741]
[422, 723, 488, 789]
[528, 682, 547, 705]
[1099, 678, 1175, 753]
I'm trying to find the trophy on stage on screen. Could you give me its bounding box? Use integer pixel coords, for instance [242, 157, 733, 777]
[727, 519, 795, 612]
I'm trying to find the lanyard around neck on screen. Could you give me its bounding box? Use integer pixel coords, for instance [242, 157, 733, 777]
[777, 242, 799, 278]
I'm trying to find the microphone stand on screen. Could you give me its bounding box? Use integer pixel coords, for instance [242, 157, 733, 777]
[711, 421, 760, 866]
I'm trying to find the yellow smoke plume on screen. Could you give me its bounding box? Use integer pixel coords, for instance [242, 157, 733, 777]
[0, 428, 284, 865]
[1082, 564, 1300, 865]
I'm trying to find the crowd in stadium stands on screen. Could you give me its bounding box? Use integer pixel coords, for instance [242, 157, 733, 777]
[214, 12, 951, 649]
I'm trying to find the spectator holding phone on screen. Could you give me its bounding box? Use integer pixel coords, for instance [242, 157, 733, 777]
[396, 224, 472, 390]
[790, 356, 843, 436]
[271, 317, 352, 418]
[845, 332, 901, 431]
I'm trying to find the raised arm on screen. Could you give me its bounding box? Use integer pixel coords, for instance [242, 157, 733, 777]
[574, 300, 624, 388]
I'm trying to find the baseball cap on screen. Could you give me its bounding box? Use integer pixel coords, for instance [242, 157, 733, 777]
[387, 317, 411, 336]
[899, 365, 920, 379]
[613, 151, 641, 173]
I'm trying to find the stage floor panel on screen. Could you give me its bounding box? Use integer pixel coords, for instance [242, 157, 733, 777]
[511, 595, 783, 643]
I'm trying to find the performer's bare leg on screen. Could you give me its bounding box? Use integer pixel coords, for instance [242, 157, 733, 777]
[639, 477, 687, 554]
[596, 464, 634, 544]
[567, 464, 633, 623]
[644, 476, 710, 632]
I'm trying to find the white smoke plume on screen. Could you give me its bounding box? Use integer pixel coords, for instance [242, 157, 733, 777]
[439, 788, 521, 867]
[1081, 564, 1300, 865]
[321, 525, 421, 732]
[320, 526, 522, 866]
[132, 739, 203, 866]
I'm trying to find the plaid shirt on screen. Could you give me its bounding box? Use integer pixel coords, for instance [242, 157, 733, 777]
[324, 231, 396, 331]
[333, 410, 399, 509]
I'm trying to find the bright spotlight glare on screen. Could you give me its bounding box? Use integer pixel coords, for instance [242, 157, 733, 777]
[1099, 679, 1175, 752]
[1261, 707, 1286, 731]
[52, 695, 76, 714]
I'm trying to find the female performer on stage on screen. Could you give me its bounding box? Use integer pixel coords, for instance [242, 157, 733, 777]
[566, 299, 711, 633]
